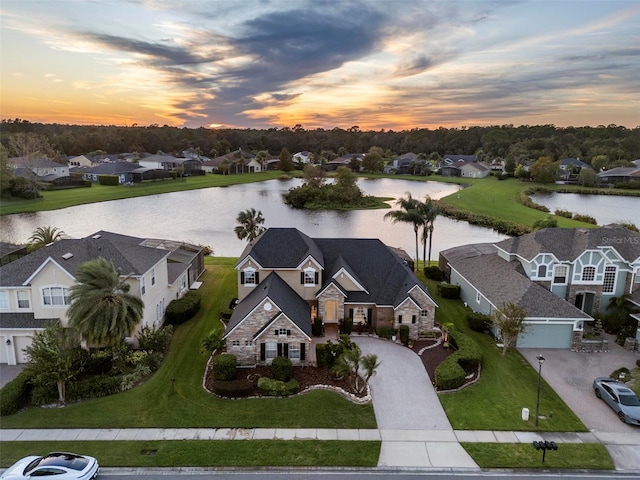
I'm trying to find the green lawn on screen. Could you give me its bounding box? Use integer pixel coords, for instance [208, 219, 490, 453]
[463, 443, 613, 470]
[0, 257, 376, 429]
[423, 277, 588, 432]
[0, 441, 380, 468]
[0, 172, 285, 216]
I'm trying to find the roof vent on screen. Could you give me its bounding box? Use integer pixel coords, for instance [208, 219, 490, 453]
[92, 234, 101, 239]
[62, 252, 74, 260]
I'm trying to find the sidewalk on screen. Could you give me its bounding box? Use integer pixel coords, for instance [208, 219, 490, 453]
[2, 428, 640, 470]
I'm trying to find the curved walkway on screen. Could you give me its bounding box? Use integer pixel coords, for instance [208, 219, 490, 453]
[352, 336, 478, 469]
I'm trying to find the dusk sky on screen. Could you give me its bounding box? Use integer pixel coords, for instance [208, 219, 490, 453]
[1, 1, 639, 130]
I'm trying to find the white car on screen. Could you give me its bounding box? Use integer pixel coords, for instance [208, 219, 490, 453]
[1, 452, 99, 479]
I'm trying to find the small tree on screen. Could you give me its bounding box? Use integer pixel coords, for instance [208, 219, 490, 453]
[25, 322, 87, 403]
[491, 303, 528, 356]
[234, 208, 266, 242]
[279, 147, 294, 173]
[200, 330, 225, 356]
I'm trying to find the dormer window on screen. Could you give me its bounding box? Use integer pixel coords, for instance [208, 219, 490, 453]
[582, 266, 596, 282]
[537, 265, 547, 278]
[242, 268, 258, 286]
[301, 268, 318, 286]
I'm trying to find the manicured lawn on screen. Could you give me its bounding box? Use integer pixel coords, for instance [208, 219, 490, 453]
[0, 441, 380, 468]
[463, 443, 613, 469]
[0, 172, 284, 215]
[0, 257, 376, 429]
[424, 277, 588, 432]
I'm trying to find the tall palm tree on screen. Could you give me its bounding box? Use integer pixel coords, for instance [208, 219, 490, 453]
[421, 197, 441, 266]
[384, 192, 422, 271]
[234, 208, 266, 242]
[28, 226, 65, 251]
[67, 257, 144, 346]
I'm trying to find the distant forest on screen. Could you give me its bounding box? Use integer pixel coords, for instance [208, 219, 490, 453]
[1, 119, 639, 164]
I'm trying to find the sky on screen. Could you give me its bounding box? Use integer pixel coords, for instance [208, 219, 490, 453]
[1, 0, 639, 130]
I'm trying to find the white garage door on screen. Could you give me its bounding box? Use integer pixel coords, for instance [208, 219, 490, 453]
[0, 336, 8, 364]
[14, 336, 32, 363]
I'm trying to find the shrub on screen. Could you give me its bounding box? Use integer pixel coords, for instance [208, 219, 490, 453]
[257, 377, 300, 396]
[609, 367, 631, 382]
[212, 354, 237, 381]
[435, 358, 466, 390]
[572, 213, 597, 224]
[271, 356, 293, 382]
[554, 209, 573, 218]
[98, 174, 120, 186]
[68, 375, 122, 400]
[312, 317, 324, 336]
[342, 317, 354, 334]
[211, 378, 254, 397]
[449, 330, 482, 371]
[614, 180, 640, 190]
[30, 382, 58, 406]
[377, 326, 394, 339]
[316, 340, 344, 368]
[424, 266, 444, 281]
[137, 324, 173, 353]
[0, 369, 34, 416]
[165, 291, 201, 325]
[437, 283, 461, 299]
[467, 312, 491, 332]
[399, 325, 410, 345]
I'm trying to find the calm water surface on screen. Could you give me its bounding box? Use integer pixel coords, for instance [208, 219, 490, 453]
[530, 192, 640, 226]
[1, 178, 508, 258]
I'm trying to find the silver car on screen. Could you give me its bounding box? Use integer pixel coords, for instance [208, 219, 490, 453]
[1, 452, 99, 480]
[593, 377, 640, 426]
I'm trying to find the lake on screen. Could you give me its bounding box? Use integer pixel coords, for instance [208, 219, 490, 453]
[530, 192, 640, 226]
[0, 178, 508, 258]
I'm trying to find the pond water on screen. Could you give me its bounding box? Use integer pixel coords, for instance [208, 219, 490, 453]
[530, 192, 640, 226]
[0, 178, 508, 258]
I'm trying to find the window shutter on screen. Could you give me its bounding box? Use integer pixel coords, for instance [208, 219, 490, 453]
[255, 272, 259, 284]
[274, 329, 278, 335]
[284, 343, 289, 357]
[349, 308, 354, 319]
[315, 272, 319, 284]
[286, 329, 291, 336]
[277, 343, 283, 356]
[301, 272, 305, 284]
[240, 272, 245, 284]
[260, 343, 266, 361]
[398, 315, 403, 324]
[412, 315, 417, 324]
[367, 309, 373, 323]
[300, 343, 306, 361]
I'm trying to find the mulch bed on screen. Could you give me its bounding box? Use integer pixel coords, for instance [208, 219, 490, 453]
[411, 339, 454, 384]
[204, 364, 367, 399]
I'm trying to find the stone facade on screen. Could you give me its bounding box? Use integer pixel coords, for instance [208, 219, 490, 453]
[317, 284, 345, 325]
[392, 287, 437, 339]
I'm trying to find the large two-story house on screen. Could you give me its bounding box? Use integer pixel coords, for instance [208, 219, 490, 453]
[440, 225, 640, 349]
[0, 231, 205, 365]
[223, 228, 438, 365]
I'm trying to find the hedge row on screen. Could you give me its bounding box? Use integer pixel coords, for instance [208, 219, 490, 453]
[165, 291, 201, 325]
[0, 370, 34, 416]
[437, 283, 461, 299]
[434, 330, 482, 390]
[467, 312, 492, 332]
[424, 266, 444, 281]
[435, 201, 532, 237]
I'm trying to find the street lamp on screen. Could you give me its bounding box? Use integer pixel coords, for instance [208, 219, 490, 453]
[535, 354, 545, 426]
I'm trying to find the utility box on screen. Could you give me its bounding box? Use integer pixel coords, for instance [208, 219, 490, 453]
[522, 408, 530, 421]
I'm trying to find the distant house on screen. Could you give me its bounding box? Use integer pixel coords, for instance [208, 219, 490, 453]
[224, 228, 437, 365]
[439, 159, 490, 178]
[79, 161, 166, 184]
[559, 158, 593, 182]
[439, 225, 640, 349]
[138, 154, 202, 175]
[384, 153, 418, 174]
[325, 153, 365, 171]
[293, 151, 313, 166]
[66, 155, 93, 168]
[442, 154, 478, 165]
[201, 149, 262, 174]
[597, 167, 640, 185]
[9, 157, 69, 177]
[0, 231, 206, 365]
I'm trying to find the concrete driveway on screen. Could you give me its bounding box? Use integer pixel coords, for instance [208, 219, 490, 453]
[352, 335, 451, 430]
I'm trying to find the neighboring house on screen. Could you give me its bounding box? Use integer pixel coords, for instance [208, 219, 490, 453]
[66, 155, 93, 168]
[0, 231, 206, 365]
[439, 225, 640, 349]
[442, 154, 478, 165]
[9, 157, 70, 177]
[459, 161, 490, 178]
[138, 154, 202, 175]
[325, 153, 365, 171]
[202, 149, 260, 174]
[79, 161, 165, 184]
[597, 167, 640, 185]
[383, 153, 418, 174]
[559, 158, 593, 182]
[293, 151, 312, 166]
[224, 228, 437, 365]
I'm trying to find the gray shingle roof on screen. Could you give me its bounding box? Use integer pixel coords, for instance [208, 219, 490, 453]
[238, 228, 324, 269]
[224, 272, 311, 338]
[0, 313, 59, 329]
[0, 231, 168, 286]
[495, 225, 640, 263]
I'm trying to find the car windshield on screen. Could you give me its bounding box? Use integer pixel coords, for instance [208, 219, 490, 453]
[36, 453, 89, 471]
[620, 394, 640, 407]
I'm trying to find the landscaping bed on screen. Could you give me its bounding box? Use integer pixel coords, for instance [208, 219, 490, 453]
[205, 364, 368, 400]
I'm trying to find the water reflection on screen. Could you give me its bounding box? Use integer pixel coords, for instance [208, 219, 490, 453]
[531, 192, 640, 226]
[0, 178, 508, 258]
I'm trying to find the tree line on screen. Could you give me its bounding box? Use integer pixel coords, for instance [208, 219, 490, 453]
[2, 119, 639, 165]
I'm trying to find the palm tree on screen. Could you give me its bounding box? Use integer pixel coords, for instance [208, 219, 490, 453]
[234, 208, 266, 242]
[360, 354, 381, 392]
[418, 196, 440, 269]
[67, 257, 144, 346]
[384, 192, 422, 271]
[28, 226, 65, 251]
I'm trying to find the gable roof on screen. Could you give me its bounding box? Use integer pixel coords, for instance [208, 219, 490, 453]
[494, 225, 640, 263]
[445, 246, 590, 320]
[560, 158, 592, 169]
[83, 161, 140, 175]
[224, 272, 312, 338]
[237, 228, 323, 269]
[0, 231, 169, 287]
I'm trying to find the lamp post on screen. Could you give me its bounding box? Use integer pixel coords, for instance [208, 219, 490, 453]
[535, 354, 545, 426]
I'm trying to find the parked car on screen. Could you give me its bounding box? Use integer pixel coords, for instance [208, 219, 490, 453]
[1, 452, 99, 479]
[593, 377, 640, 426]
